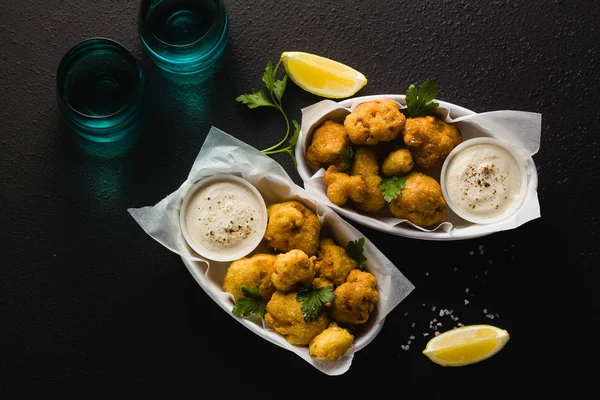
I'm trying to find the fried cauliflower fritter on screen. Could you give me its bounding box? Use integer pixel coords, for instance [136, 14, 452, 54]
[388, 171, 447, 228]
[401, 115, 462, 168]
[309, 322, 354, 361]
[222, 254, 277, 301]
[271, 249, 316, 293]
[322, 166, 367, 206]
[265, 291, 330, 345]
[264, 201, 321, 256]
[315, 237, 357, 286]
[305, 120, 353, 170]
[381, 148, 414, 176]
[344, 99, 406, 146]
[330, 269, 379, 325]
[349, 147, 386, 214]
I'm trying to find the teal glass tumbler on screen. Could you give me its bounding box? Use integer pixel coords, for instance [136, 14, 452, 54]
[138, 0, 229, 75]
[57, 38, 147, 143]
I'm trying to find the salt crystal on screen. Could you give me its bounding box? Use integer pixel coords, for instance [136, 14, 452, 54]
[453, 266, 458, 272]
[489, 260, 493, 265]
[409, 335, 415, 340]
[480, 250, 485, 255]
[465, 288, 470, 293]
[486, 314, 495, 319]
[483, 308, 487, 313]
[423, 333, 429, 337]
[469, 251, 474, 256]
[422, 303, 426, 307]
[425, 272, 429, 276]
[431, 306, 436, 312]
[408, 340, 412, 345]
[479, 245, 484, 250]
[439, 310, 444, 317]
[437, 322, 442, 326]
[404, 312, 408, 316]
[435, 331, 440, 336]
[464, 299, 470, 305]
[484, 270, 488, 275]
[458, 323, 464, 327]
[411, 322, 415, 328]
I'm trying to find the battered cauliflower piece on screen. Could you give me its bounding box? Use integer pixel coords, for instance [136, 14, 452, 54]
[271, 249, 316, 293]
[388, 171, 447, 228]
[349, 147, 386, 214]
[315, 237, 357, 286]
[305, 120, 353, 170]
[322, 166, 367, 206]
[330, 269, 379, 325]
[264, 201, 321, 256]
[401, 115, 462, 168]
[381, 148, 414, 176]
[222, 254, 277, 301]
[265, 291, 330, 345]
[309, 322, 354, 361]
[344, 99, 406, 145]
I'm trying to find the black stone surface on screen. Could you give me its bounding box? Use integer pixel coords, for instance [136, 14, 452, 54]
[1, 0, 598, 398]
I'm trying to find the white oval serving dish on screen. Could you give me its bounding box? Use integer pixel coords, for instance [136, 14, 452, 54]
[295, 94, 541, 241]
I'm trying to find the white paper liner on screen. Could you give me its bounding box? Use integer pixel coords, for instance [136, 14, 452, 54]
[128, 127, 415, 376]
[295, 95, 542, 241]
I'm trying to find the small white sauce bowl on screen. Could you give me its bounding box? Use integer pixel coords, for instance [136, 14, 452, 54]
[440, 137, 528, 225]
[179, 174, 268, 262]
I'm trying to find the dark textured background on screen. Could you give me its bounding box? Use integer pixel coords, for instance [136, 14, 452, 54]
[1, 0, 598, 398]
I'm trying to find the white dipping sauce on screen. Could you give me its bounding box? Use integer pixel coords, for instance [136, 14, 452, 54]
[184, 179, 265, 259]
[444, 142, 522, 221]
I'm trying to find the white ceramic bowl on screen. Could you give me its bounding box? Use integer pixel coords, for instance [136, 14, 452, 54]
[295, 94, 539, 241]
[179, 174, 268, 262]
[440, 137, 529, 225]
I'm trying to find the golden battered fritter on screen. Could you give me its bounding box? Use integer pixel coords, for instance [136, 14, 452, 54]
[322, 166, 367, 206]
[264, 201, 321, 256]
[401, 115, 462, 168]
[388, 171, 447, 228]
[315, 237, 357, 286]
[381, 148, 414, 176]
[265, 291, 330, 345]
[309, 322, 354, 361]
[330, 269, 379, 325]
[349, 147, 386, 214]
[305, 120, 353, 170]
[344, 99, 406, 146]
[222, 254, 277, 301]
[271, 249, 316, 293]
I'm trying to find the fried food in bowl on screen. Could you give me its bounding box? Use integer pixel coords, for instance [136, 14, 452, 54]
[222, 253, 277, 301]
[330, 269, 379, 325]
[388, 171, 447, 228]
[305, 120, 353, 170]
[322, 166, 367, 207]
[344, 99, 406, 145]
[309, 322, 354, 361]
[272, 249, 316, 293]
[401, 115, 462, 169]
[264, 200, 321, 256]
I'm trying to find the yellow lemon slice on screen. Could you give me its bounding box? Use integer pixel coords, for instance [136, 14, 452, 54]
[423, 324, 510, 367]
[280, 51, 367, 99]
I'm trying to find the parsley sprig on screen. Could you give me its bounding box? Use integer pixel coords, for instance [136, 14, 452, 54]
[231, 287, 267, 319]
[236, 60, 300, 165]
[405, 78, 440, 118]
[346, 238, 367, 270]
[296, 286, 335, 323]
[379, 176, 407, 202]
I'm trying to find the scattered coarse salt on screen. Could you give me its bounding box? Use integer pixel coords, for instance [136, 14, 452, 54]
[453, 266, 458, 272]
[464, 299, 470, 305]
[465, 288, 470, 293]
[411, 322, 415, 328]
[439, 310, 444, 317]
[479, 245, 484, 250]
[425, 272, 429, 276]
[489, 260, 493, 265]
[422, 303, 426, 307]
[431, 306, 436, 312]
[486, 314, 495, 319]
[437, 322, 442, 326]
[483, 308, 487, 313]
[435, 331, 440, 336]
[469, 251, 474, 256]
[480, 250, 485, 255]
[409, 335, 415, 340]
[404, 312, 408, 316]
[484, 270, 488, 275]
[495, 314, 500, 318]
[458, 323, 464, 327]
[407, 340, 412, 345]
[423, 333, 429, 337]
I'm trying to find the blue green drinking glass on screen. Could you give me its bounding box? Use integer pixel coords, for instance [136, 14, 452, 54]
[57, 38, 147, 143]
[138, 0, 229, 75]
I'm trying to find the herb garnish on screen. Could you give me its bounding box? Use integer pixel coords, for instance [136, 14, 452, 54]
[236, 60, 300, 165]
[232, 287, 267, 318]
[346, 238, 367, 270]
[405, 78, 440, 118]
[379, 176, 407, 202]
[340, 146, 354, 170]
[296, 286, 335, 323]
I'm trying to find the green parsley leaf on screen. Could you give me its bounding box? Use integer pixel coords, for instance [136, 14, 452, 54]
[289, 120, 300, 148]
[405, 78, 440, 118]
[297, 286, 335, 323]
[231, 287, 266, 318]
[346, 238, 367, 270]
[379, 176, 407, 202]
[236, 90, 276, 109]
[262, 61, 276, 93]
[340, 146, 354, 169]
[273, 75, 288, 103]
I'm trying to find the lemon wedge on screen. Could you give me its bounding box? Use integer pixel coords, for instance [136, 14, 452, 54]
[280, 51, 367, 99]
[423, 324, 510, 367]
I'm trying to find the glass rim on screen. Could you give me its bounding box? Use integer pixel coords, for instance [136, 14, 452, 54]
[56, 37, 144, 120]
[139, 0, 222, 49]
